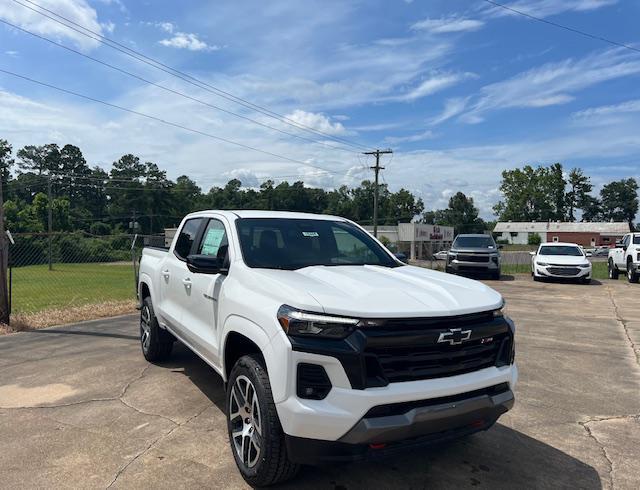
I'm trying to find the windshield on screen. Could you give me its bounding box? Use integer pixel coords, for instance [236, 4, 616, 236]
[453, 236, 496, 249]
[236, 218, 399, 270]
[539, 246, 583, 256]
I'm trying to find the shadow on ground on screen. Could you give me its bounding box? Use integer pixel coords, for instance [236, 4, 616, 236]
[158, 343, 603, 489]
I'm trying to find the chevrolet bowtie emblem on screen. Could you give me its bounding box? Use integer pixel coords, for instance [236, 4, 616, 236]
[437, 328, 472, 345]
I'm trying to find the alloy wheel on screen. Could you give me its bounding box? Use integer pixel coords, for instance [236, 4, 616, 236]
[229, 375, 262, 468]
[140, 305, 151, 352]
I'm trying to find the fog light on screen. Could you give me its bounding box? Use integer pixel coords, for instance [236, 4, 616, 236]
[297, 363, 332, 400]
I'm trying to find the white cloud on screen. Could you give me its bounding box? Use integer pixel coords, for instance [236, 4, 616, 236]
[283, 110, 347, 135]
[101, 21, 115, 34]
[0, 0, 104, 51]
[385, 130, 435, 144]
[156, 22, 174, 33]
[573, 99, 640, 118]
[485, 0, 618, 18]
[429, 97, 470, 125]
[411, 16, 484, 33]
[4, 50, 19, 57]
[462, 48, 640, 121]
[394, 73, 474, 102]
[159, 32, 220, 51]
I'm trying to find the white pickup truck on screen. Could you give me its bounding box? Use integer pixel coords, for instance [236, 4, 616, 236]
[137, 210, 517, 486]
[608, 232, 640, 283]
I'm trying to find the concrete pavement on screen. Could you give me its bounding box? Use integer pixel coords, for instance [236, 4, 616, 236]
[0, 276, 638, 489]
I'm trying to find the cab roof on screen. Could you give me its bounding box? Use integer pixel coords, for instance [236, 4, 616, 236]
[184, 210, 347, 221]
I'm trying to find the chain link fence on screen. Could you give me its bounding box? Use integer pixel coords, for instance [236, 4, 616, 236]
[7, 232, 164, 326]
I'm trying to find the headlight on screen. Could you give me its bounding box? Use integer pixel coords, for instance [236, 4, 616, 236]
[493, 300, 506, 318]
[578, 262, 591, 268]
[536, 261, 549, 266]
[277, 305, 359, 339]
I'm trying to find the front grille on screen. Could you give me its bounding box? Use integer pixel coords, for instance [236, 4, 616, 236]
[290, 313, 514, 389]
[547, 267, 580, 276]
[457, 254, 489, 263]
[366, 334, 509, 383]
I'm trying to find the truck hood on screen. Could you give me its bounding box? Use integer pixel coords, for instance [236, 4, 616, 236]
[536, 255, 589, 265]
[250, 265, 503, 318]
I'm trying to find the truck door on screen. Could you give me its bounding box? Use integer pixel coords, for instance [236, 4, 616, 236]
[158, 218, 205, 334]
[617, 234, 630, 268]
[183, 218, 230, 367]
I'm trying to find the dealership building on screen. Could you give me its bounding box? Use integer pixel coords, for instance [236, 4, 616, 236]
[363, 223, 455, 260]
[493, 221, 630, 247]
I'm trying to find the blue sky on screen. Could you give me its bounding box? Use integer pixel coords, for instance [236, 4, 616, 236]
[1, 0, 639, 218]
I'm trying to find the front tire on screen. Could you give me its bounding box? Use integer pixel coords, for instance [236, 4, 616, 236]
[580, 277, 591, 285]
[140, 296, 173, 362]
[628, 261, 639, 283]
[226, 355, 298, 487]
[609, 259, 619, 280]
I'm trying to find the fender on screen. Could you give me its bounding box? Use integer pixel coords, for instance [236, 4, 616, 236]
[137, 272, 155, 308]
[221, 315, 279, 384]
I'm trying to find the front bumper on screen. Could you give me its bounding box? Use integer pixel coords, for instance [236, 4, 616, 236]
[275, 360, 517, 441]
[448, 260, 500, 272]
[535, 265, 591, 278]
[284, 384, 514, 464]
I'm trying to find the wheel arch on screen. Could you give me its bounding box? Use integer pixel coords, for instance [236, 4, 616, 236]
[221, 316, 273, 382]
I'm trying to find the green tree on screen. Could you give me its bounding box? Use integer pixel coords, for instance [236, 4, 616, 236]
[600, 178, 639, 228]
[566, 168, 593, 221]
[528, 232, 542, 245]
[0, 139, 13, 198]
[494, 164, 566, 221]
[16, 144, 61, 175]
[422, 192, 485, 233]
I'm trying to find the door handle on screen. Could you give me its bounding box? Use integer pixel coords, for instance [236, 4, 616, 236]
[161, 269, 171, 278]
[182, 278, 192, 289]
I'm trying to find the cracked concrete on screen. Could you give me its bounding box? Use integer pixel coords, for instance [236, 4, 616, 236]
[0, 277, 639, 488]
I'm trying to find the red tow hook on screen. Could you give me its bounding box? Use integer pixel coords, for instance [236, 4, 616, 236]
[369, 443, 386, 450]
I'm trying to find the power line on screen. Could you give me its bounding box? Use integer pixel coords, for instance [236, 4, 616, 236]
[12, 0, 372, 151]
[0, 18, 360, 156]
[482, 0, 640, 54]
[0, 67, 349, 176]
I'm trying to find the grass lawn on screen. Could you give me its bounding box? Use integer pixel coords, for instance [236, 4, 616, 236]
[11, 262, 136, 314]
[501, 261, 608, 279]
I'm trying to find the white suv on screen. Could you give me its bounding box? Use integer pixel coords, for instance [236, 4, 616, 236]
[138, 211, 517, 486]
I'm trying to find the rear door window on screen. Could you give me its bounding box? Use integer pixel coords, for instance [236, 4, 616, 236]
[174, 218, 204, 260]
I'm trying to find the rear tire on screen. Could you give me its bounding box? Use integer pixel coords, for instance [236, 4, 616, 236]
[608, 259, 619, 280]
[226, 355, 299, 487]
[628, 260, 639, 283]
[140, 296, 173, 362]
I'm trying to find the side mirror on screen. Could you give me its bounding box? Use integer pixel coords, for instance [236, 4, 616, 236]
[394, 252, 408, 263]
[529, 251, 536, 256]
[186, 254, 228, 275]
[616, 240, 623, 247]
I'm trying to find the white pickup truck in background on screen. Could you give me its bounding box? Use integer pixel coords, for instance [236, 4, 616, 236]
[137, 210, 517, 486]
[608, 232, 640, 283]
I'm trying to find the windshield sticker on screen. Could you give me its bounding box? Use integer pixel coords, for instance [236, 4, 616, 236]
[302, 231, 319, 237]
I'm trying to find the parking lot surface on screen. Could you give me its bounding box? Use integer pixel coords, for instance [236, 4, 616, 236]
[1, 276, 639, 489]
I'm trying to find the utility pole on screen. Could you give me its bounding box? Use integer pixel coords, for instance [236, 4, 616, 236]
[0, 170, 9, 324]
[47, 174, 53, 271]
[363, 149, 392, 237]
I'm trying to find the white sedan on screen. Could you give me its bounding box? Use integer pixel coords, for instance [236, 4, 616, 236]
[530, 242, 592, 284]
